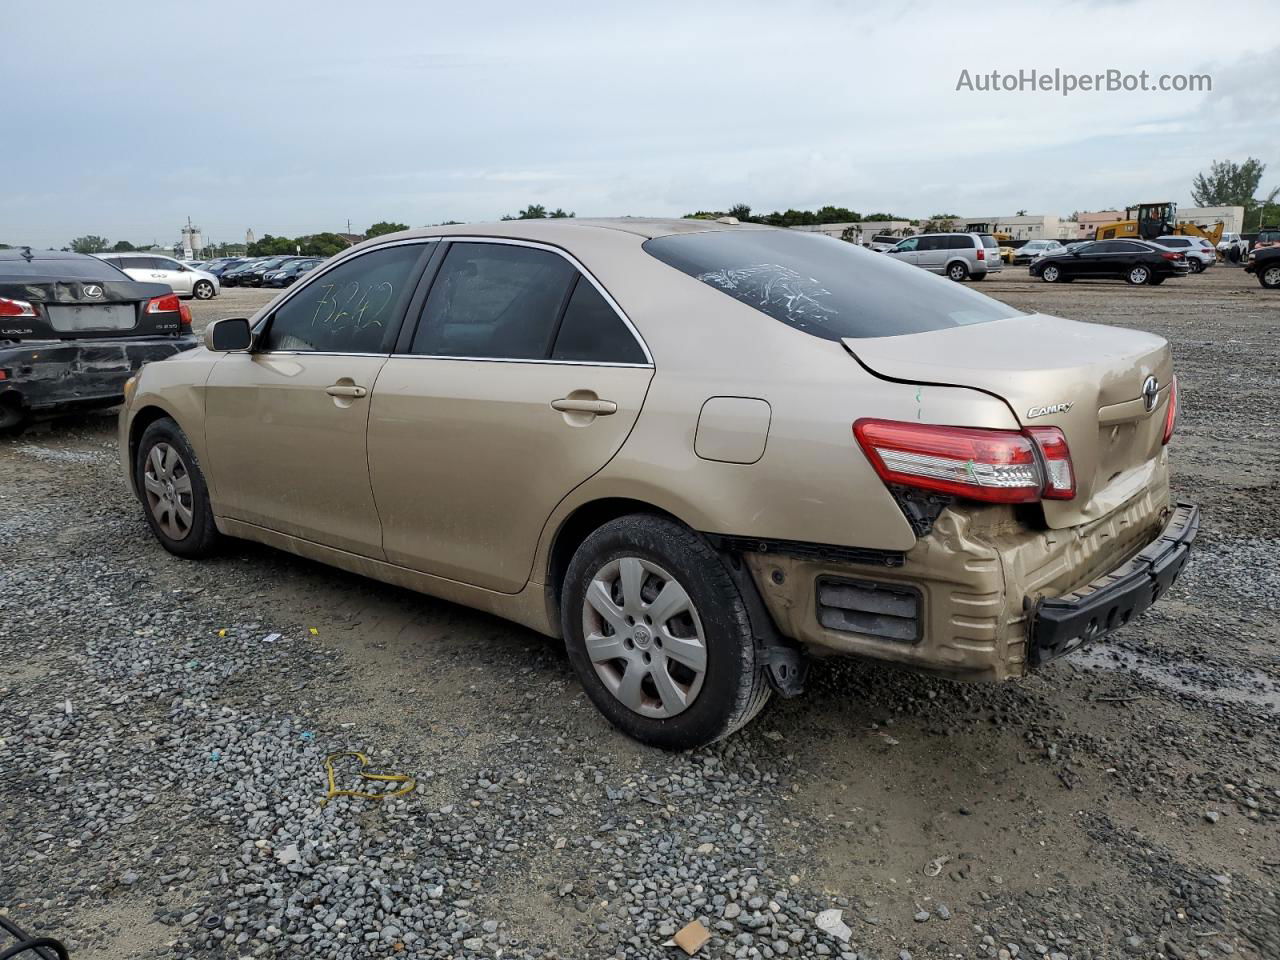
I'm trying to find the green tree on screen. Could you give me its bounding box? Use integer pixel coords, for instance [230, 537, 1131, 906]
[297, 233, 350, 257]
[922, 214, 960, 232]
[111, 240, 136, 252]
[726, 203, 753, 222]
[1192, 158, 1266, 213]
[365, 221, 408, 238]
[69, 235, 110, 254]
[548, 208, 574, 218]
[1015, 209, 1027, 217]
[246, 234, 296, 256]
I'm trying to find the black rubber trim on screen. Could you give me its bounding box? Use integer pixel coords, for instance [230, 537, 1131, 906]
[1029, 501, 1199, 666]
[815, 575, 924, 644]
[704, 533, 905, 568]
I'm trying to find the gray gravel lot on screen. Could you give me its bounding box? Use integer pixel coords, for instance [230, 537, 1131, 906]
[1, 268, 1277, 960]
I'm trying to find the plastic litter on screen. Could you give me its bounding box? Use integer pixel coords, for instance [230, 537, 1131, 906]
[816, 908, 852, 942]
[321, 751, 416, 806]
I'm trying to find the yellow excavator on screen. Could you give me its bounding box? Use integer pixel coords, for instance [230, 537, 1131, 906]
[1093, 202, 1224, 245]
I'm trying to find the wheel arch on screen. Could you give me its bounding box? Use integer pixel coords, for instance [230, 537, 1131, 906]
[126, 403, 185, 495]
[542, 496, 692, 636]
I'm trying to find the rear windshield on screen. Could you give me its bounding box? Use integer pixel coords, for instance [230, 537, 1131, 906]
[643, 230, 1022, 340]
[0, 257, 129, 280]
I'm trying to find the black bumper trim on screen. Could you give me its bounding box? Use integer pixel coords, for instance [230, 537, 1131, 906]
[1029, 501, 1199, 666]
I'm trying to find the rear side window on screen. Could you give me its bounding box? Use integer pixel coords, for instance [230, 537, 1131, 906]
[643, 229, 1021, 340]
[979, 235, 998, 248]
[551, 277, 647, 364]
[917, 237, 943, 251]
[946, 235, 973, 250]
[412, 243, 576, 359]
[262, 244, 425, 353]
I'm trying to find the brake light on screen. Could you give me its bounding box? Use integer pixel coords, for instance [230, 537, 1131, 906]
[179, 302, 192, 328]
[1160, 252, 1180, 261]
[976, 247, 985, 260]
[1024, 426, 1075, 499]
[145, 294, 182, 314]
[0, 296, 36, 317]
[1162, 376, 1178, 445]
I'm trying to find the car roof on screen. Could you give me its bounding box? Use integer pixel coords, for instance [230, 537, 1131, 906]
[350, 217, 770, 247]
[0, 247, 105, 262]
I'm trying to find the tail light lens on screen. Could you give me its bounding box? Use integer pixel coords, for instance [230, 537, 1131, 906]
[1160, 252, 1180, 261]
[976, 247, 986, 260]
[1162, 376, 1178, 445]
[179, 302, 192, 328]
[854, 419, 1076, 504]
[1024, 426, 1075, 499]
[145, 294, 182, 314]
[0, 296, 37, 317]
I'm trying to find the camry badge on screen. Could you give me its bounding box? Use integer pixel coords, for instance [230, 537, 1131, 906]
[1142, 375, 1159, 412]
[1026, 402, 1073, 418]
[83, 284, 103, 299]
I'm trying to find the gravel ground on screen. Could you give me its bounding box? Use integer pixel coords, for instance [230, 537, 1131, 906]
[1, 268, 1277, 960]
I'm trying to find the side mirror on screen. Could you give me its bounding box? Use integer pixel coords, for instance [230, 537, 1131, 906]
[206, 317, 253, 352]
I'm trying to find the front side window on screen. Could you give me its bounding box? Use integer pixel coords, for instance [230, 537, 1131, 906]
[261, 244, 425, 353]
[412, 243, 576, 359]
[643, 229, 1022, 340]
[893, 238, 919, 253]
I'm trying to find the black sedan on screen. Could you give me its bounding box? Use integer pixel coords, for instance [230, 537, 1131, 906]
[263, 257, 322, 288]
[1245, 245, 1280, 289]
[1, 248, 197, 431]
[1030, 239, 1190, 285]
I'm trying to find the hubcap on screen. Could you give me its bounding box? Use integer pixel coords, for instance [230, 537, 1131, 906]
[582, 557, 707, 719]
[1265, 266, 1280, 286]
[1132, 268, 1148, 283]
[142, 442, 194, 540]
[1044, 266, 1059, 281]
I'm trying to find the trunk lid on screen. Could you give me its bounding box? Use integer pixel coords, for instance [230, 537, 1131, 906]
[0, 278, 180, 341]
[845, 313, 1172, 528]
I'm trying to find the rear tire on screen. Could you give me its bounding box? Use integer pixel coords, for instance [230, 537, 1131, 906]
[135, 418, 221, 558]
[1261, 264, 1280, 289]
[1127, 265, 1152, 285]
[561, 515, 771, 750]
[0, 395, 27, 435]
[1187, 259, 1203, 274]
[947, 261, 969, 282]
[193, 280, 215, 299]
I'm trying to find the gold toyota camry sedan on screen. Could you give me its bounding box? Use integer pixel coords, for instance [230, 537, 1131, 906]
[119, 219, 1196, 749]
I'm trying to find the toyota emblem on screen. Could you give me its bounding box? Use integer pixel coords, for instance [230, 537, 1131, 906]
[83, 284, 103, 299]
[1141, 375, 1159, 412]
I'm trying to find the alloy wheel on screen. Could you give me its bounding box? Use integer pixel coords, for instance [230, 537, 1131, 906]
[1130, 267, 1150, 284]
[142, 442, 194, 540]
[1043, 265, 1060, 282]
[194, 282, 214, 299]
[581, 557, 708, 719]
[1264, 265, 1280, 288]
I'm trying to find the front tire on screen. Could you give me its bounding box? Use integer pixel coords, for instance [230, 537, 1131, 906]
[947, 261, 969, 282]
[193, 280, 215, 299]
[1040, 264, 1061, 283]
[135, 418, 221, 558]
[561, 515, 771, 750]
[1127, 265, 1152, 285]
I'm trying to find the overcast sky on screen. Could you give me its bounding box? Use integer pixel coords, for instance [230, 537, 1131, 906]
[3, 1, 1277, 248]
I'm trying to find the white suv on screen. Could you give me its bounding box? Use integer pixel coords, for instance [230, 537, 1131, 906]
[96, 253, 220, 300]
[1155, 236, 1216, 273]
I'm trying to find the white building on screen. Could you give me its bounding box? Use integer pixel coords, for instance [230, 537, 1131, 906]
[959, 215, 1069, 241]
[1181, 205, 1245, 234]
[788, 221, 915, 244]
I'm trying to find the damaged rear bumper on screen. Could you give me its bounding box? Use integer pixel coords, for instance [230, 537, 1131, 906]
[1028, 502, 1198, 665]
[0, 335, 198, 416]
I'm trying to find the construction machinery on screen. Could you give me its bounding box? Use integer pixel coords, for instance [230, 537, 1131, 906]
[1094, 202, 1224, 245]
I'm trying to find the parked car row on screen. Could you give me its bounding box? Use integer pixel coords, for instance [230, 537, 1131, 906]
[214, 255, 328, 288]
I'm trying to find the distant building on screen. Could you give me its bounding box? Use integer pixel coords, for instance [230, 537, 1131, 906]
[1074, 211, 1124, 239]
[788, 221, 915, 244]
[960, 215, 1068, 241]
[336, 232, 366, 246]
[1181, 205, 1245, 234]
[245, 228, 256, 247]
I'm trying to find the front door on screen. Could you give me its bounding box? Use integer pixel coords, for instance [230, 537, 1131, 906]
[203, 241, 433, 557]
[886, 237, 919, 265]
[367, 240, 655, 593]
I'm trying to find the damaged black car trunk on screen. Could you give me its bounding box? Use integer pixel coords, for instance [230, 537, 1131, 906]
[0, 248, 198, 430]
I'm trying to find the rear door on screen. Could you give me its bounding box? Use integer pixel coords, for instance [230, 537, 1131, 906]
[367, 239, 654, 593]
[202, 241, 433, 556]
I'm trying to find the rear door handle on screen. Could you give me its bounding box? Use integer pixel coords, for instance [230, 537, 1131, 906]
[326, 384, 368, 398]
[551, 397, 617, 415]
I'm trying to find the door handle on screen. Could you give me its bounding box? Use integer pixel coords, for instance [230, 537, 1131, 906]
[551, 397, 617, 415]
[326, 384, 368, 398]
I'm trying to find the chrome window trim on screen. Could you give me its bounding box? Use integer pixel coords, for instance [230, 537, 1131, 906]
[411, 235, 655, 367]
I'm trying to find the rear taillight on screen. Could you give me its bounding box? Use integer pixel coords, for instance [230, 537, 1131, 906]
[976, 247, 985, 260]
[1162, 376, 1178, 445]
[179, 302, 192, 328]
[1160, 252, 1180, 260]
[1024, 426, 1075, 499]
[0, 296, 36, 317]
[854, 419, 1076, 504]
[145, 294, 182, 314]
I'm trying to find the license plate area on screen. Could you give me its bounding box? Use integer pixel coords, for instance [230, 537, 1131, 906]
[46, 303, 137, 333]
